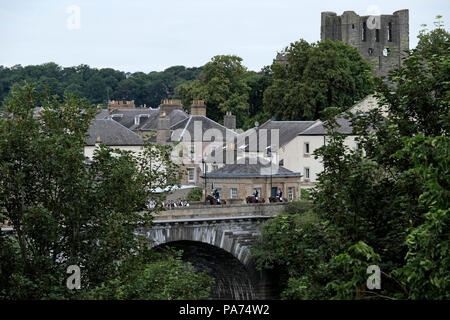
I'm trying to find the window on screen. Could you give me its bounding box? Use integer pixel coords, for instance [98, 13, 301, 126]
[230, 188, 238, 199]
[189, 145, 195, 161]
[304, 142, 310, 154]
[187, 168, 195, 182]
[288, 187, 295, 200]
[304, 167, 310, 179]
[362, 22, 367, 41]
[388, 22, 392, 42]
[368, 48, 374, 56]
[352, 24, 355, 29]
[375, 29, 380, 42]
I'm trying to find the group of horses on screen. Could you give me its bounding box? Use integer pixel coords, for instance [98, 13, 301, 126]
[246, 196, 286, 204]
[205, 194, 285, 205]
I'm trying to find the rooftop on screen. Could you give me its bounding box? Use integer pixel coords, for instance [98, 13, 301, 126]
[203, 157, 301, 178]
[85, 119, 144, 146]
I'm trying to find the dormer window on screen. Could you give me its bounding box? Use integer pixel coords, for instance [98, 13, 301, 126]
[134, 114, 150, 126]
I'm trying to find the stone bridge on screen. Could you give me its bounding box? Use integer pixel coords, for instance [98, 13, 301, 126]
[136, 203, 287, 300]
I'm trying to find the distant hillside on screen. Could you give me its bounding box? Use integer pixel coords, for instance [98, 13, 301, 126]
[0, 63, 202, 108]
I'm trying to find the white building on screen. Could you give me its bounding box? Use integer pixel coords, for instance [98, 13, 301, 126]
[84, 119, 144, 160]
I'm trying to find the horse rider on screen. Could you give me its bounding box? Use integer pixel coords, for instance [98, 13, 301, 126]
[213, 188, 221, 204]
[253, 189, 259, 203]
[276, 188, 283, 202]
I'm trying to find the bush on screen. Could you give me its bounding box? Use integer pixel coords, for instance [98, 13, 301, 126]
[186, 187, 203, 201]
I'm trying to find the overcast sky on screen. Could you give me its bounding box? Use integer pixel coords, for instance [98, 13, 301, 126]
[1, 0, 449, 73]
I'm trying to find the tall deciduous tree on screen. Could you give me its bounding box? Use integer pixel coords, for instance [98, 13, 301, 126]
[263, 39, 373, 121]
[0, 83, 211, 299]
[176, 55, 251, 127]
[252, 22, 449, 300]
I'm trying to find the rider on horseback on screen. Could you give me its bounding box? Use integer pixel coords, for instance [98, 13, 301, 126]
[276, 188, 283, 202]
[213, 188, 221, 204]
[253, 189, 259, 203]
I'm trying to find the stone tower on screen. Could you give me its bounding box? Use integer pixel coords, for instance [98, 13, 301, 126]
[321, 9, 409, 76]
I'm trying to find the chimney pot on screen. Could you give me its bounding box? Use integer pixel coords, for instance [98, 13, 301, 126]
[190, 99, 206, 116]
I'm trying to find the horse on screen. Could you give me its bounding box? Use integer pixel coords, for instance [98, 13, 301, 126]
[269, 196, 286, 203]
[246, 196, 265, 204]
[206, 195, 226, 205]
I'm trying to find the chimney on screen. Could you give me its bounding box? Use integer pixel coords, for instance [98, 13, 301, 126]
[157, 111, 171, 144]
[108, 99, 135, 113]
[159, 99, 183, 116]
[190, 100, 206, 116]
[224, 111, 236, 130]
[95, 136, 102, 148]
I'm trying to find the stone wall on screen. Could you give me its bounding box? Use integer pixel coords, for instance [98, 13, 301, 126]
[321, 9, 409, 77]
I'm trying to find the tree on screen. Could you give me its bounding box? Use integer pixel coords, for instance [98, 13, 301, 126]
[186, 187, 203, 202]
[263, 39, 373, 121]
[175, 55, 251, 127]
[0, 83, 212, 299]
[252, 21, 449, 300]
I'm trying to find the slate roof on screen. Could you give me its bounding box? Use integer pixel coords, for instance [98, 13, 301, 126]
[298, 117, 354, 135]
[108, 108, 189, 131]
[203, 157, 301, 178]
[170, 115, 238, 142]
[95, 108, 110, 119]
[85, 119, 144, 146]
[259, 120, 316, 146]
[236, 120, 315, 152]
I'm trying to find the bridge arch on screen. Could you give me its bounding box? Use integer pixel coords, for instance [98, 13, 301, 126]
[142, 217, 268, 267]
[135, 203, 287, 299]
[155, 240, 258, 300]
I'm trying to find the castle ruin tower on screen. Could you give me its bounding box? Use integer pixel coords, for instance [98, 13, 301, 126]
[321, 9, 409, 77]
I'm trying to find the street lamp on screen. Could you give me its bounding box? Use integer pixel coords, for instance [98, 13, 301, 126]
[202, 158, 207, 204]
[266, 146, 272, 198]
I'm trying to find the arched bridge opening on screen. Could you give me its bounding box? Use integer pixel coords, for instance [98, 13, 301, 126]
[137, 203, 288, 299]
[156, 240, 258, 300]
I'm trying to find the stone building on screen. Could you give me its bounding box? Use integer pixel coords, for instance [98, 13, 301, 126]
[84, 119, 144, 160]
[96, 99, 240, 190]
[201, 157, 302, 202]
[321, 9, 409, 76]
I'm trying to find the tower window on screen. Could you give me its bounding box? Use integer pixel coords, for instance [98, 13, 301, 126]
[375, 29, 380, 42]
[362, 22, 367, 41]
[368, 48, 374, 56]
[388, 22, 393, 42]
[352, 24, 355, 29]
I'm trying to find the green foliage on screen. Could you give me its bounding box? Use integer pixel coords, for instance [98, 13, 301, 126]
[300, 188, 311, 200]
[86, 250, 213, 300]
[393, 135, 450, 299]
[0, 83, 210, 299]
[263, 39, 373, 121]
[325, 242, 381, 300]
[283, 200, 313, 215]
[176, 55, 253, 128]
[252, 211, 339, 299]
[252, 22, 449, 300]
[0, 63, 202, 108]
[186, 187, 203, 202]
